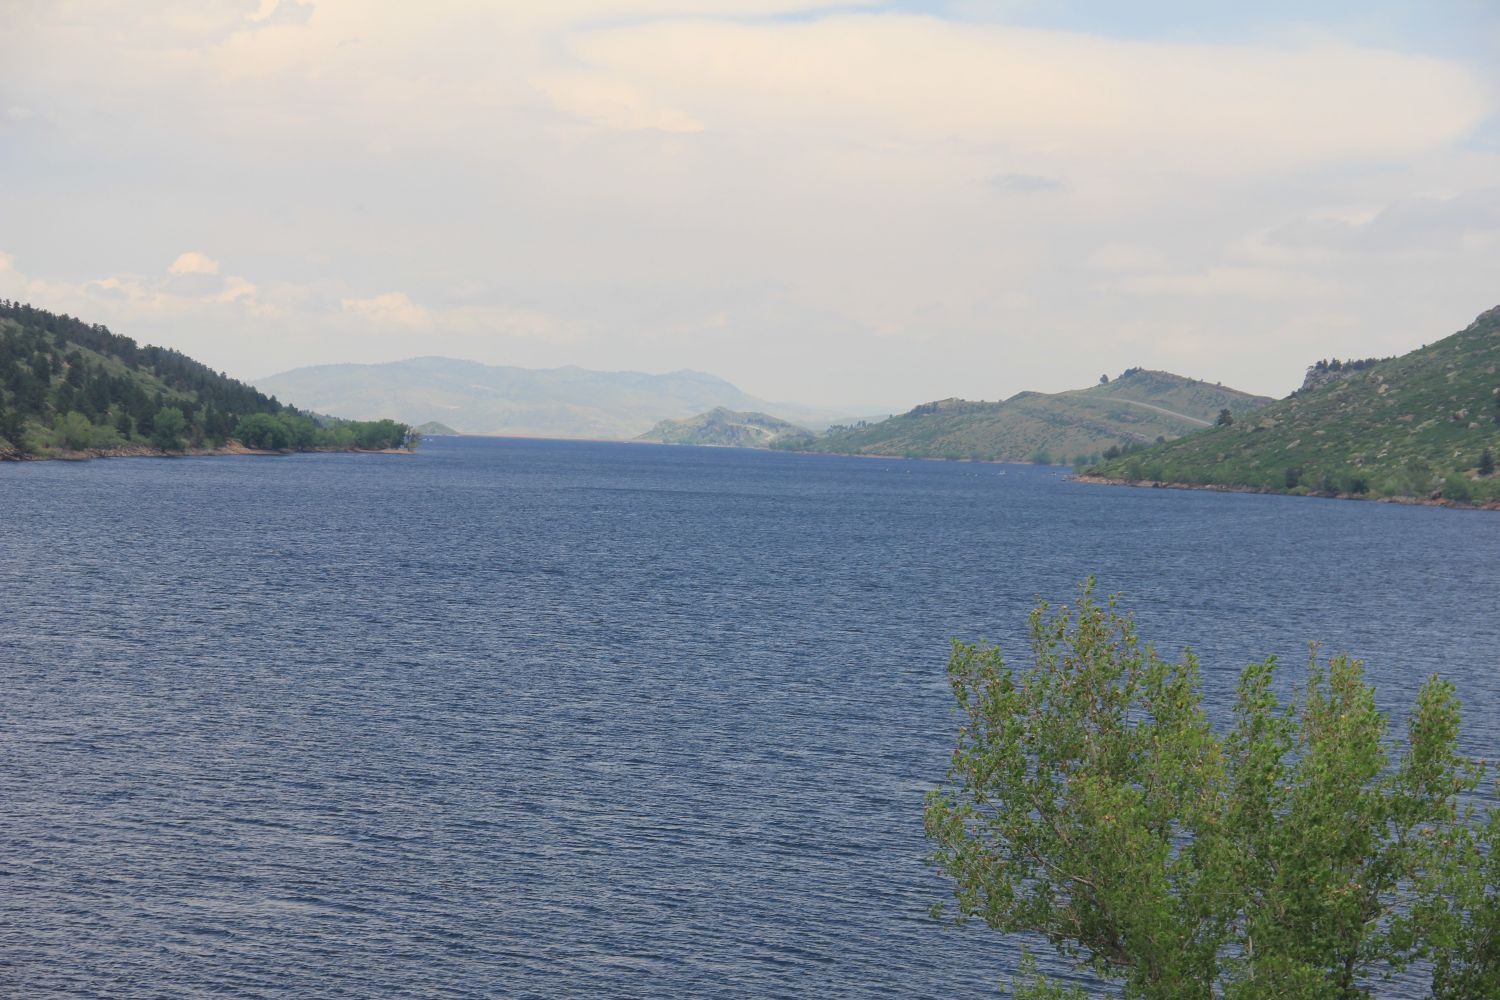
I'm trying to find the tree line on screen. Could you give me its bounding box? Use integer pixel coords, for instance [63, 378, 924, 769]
[0, 301, 413, 456]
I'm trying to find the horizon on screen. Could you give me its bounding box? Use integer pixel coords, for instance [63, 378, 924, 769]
[250, 350, 1277, 414]
[3, 2, 1498, 406]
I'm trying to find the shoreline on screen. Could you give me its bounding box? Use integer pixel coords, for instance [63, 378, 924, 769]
[1071, 473, 1500, 512]
[14, 435, 1490, 511]
[777, 447, 1026, 464]
[356, 431, 1058, 466]
[0, 442, 414, 463]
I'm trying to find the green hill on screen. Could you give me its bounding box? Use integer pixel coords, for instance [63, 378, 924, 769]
[0, 301, 413, 459]
[637, 407, 812, 447]
[1084, 306, 1500, 505]
[779, 369, 1270, 464]
[414, 420, 460, 436]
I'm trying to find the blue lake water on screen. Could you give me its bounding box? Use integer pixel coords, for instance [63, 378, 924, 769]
[2, 436, 1498, 998]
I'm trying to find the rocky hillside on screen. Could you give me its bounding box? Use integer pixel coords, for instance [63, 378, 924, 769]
[779, 369, 1270, 464]
[1085, 306, 1500, 504]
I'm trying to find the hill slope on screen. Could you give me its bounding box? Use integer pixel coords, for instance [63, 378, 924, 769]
[255, 357, 853, 440]
[637, 407, 812, 447]
[1085, 306, 1500, 504]
[780, 370, 1270, 463]
[0, 301, 411, 458]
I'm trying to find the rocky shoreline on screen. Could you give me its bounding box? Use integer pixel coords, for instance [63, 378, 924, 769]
[1071, 473, 1500, 511]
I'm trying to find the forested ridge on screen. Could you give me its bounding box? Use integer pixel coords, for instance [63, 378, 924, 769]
[1084, 305, 1500, 505]
[0, 301, 413, 458]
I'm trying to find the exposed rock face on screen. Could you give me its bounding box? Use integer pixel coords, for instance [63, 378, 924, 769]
[1299, 356, 1388, 394]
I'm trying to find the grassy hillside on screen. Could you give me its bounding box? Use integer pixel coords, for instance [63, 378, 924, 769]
[0, 301, 412, 458]
[1085, 306, 1500, 504]
[637, 407, 812, 447]
[779, 369, 1270, 464]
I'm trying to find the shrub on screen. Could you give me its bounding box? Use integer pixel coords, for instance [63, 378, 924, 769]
[1442, 474, 1473, 504]
[151, 406, 186, 451]
[53, 410, 95, 451]
[926, 583, 1497, 999]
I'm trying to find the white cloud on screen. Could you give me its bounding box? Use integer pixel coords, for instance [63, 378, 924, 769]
[216, 275, 258, 303]
[1266, 186, 1500, 253]
[558, 16, 1491, 175]
[169, 251, 220, 275]
[247, 0, 313, 27]
[1, 3, 1497, 403]
[340, 292, 431, 329]
[537, 74, 704, 133]
[0, 253, 264, 337]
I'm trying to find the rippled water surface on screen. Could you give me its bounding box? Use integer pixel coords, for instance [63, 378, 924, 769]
[3, 437, 1498, 998]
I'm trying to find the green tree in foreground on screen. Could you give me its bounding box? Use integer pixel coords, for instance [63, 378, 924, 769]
[925, 582, 1498, 999]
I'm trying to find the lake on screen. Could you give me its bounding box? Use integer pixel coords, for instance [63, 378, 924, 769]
[2, 436, 1497, 998]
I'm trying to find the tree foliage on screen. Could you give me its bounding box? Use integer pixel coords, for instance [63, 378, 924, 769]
[0, 300, 414, 457]
[151, 406, 187, 450]
[925, 583, 1497, 999]
[233, 412, 410, 451]
[1087, 308, 1500, 503]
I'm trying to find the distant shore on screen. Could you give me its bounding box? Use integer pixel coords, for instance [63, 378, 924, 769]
[0, 442, 414, 463]
[1071, 473, 1500, 512]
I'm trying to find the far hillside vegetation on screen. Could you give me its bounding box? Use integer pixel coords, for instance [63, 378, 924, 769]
[637, 407, 812, 447]
[778, 369, 1270, 464]
[1085, 305, 1500, 505]
[0, 301, 413, 459]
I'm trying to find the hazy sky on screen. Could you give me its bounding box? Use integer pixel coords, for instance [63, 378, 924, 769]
[3, 1, 1498, 407]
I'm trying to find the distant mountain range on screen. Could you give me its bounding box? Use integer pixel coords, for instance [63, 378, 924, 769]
[255, 357, 857, 440]
[638, 408, 812, 447]
[1085, 306, 1500, 505]
[773, 369, 1271, 464]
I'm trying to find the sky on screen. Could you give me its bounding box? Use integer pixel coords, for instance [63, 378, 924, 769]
[2, 1, 1498, 408]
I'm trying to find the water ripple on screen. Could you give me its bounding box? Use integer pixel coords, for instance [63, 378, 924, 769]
[2, 438, 1497, 997]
